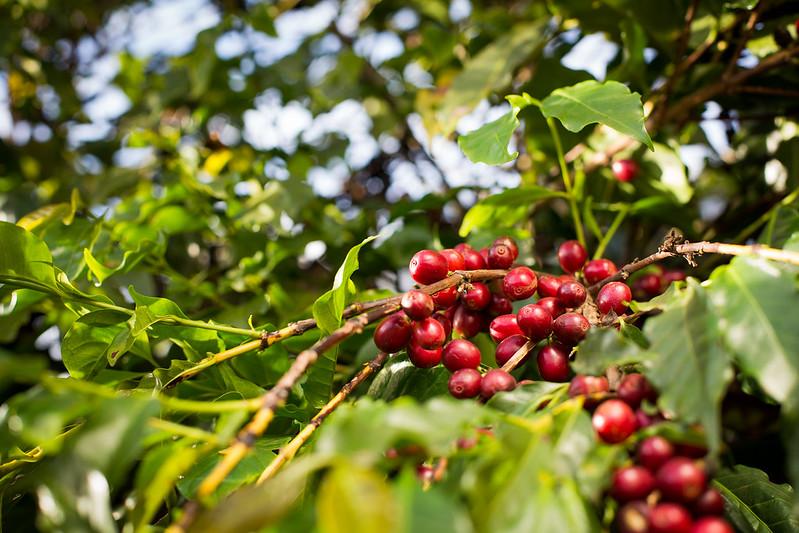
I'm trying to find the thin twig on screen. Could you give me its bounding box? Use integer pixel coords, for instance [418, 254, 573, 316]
[723, 1, 765, 79]
[500, 340, 536, 374]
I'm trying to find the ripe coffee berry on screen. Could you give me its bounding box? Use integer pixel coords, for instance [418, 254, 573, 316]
[536, 296, 563, 318]
[493, 236, 519, 260]
[663, 270, 687, 284]
[480, 369, 517, 400]
[461, 248, 487, 270]
[691, 517, 733, 533]
[557, 240, 588, 273]
[649, 503, 693, 533]
[617, 373, 656, 408]
[442, 339, 482, 371]
[638, 273, 663, 297]
[409, 250, 448, 285]
[502, 266, 538, 300]
[401, 290, 434, 320]
[448, 368, 482, 399]
[487, 244, 514, 269]
[537, 344, 570, 382]
[583, 258, 618, 285]
[432, 311, 452, 339]
[611, 466, 656, 502]
[592, 399, 637, 444]
[537, 275, 562, 298]
[616, 501, 650, 533]
[488, 294, 513, 316]
[407, 343, 442, 368]
[411, 317, 446, 349]
[597, 281, 632, 315]
[432, 286, 459, 308]
[374, 313, 412, 353]
[656, 457, 707, 502]
[489, 314, 524, 342]
[462, 282, 491, 310]
[638, 436, 675, 472]
[635, 408, 661, 429]
[495, 334, 529, 367]
[553, 312, 590, 345]
[693, 488, 725, 515]
[452, 305, 484, 338]
[556, 279, 587, 308]
[517, 304, 553, 341]
[439, 248, 465, 271]
[612, 159, 639, 182]
[568, 374, 609, 398]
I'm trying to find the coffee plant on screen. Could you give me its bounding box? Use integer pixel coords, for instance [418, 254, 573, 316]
[1, 1, 799, 532]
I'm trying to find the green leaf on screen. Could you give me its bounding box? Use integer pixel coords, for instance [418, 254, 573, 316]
[642, 143, 693, 204]
[61, 311, 130, 379]
[83, 238, 163, 285]
[317, 464, 400, 533]
[540, 80, 653, 150]
[394, 469, 474, 533]
[571, 327, 645, 376]
[709, 257, 799, 403]
[713, 465, 799, 533]
[459, 186, 568, 237]
[486, 381, 566, 416]
[0, 221, 57, 291]
[458, 109, 520, 165]
[367, 355, 450, 401]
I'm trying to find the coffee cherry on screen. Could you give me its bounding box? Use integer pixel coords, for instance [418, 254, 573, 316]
[495, 334, 529, 367]
[656, 458, 707, 503]
[536, 296, 563, 318]
[663, 270, 687, 285]
[409, 250, 449, 285]
[616, 501, 650, 533]
[597, 281, 632, 315]
[493, 236, 519, 260]
[537, 344, 570, 382]
[416, 464, 434, 482]
[693, 488, 725, 516]
[454, 243, 472, 254]
[568, 374, 609, 398]
[638, 273, 663, 297]
[556, 279, 587, 308]
[401, 290, 435, 320]
[583, 259, 618, 285]
[690, 517, 733, 533]
[440, 248, 466, 271]
[537, 275, 562, 298]
[553, 312, 590, 345]
[411, 317, 446, 349]
[592, 399, 637, 444]
[649, 503, 693, 533]
[461, 248, 487, 270]
[479, 247, 490, 264]
[611, 466, 656, 502]
[374, 313, 412, 353]
[448, 368, 482, 399]
[612, 159, 639, 182]
[488, 294, 513, 316]
[432, 286, 459, 309]
[487, 244, 514, 269]
[442, 339, 482, 371]
[675, 443, 708, 459]
[480, 369, 517, 400]
[452, 305, 484, 338]
[462, 282, 491, 310]
[502, 266, 538, 300]
[617, 373, 656, 408]
[432, 311, 452, 339]
[517, 304, 553, 341]
[489, 314, 524, 342]
[408, 343, 442, 368]
[557, 240, 588, 274]
[638, 436, 675, 472]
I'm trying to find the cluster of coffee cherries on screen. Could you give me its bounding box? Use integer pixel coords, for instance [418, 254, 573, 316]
[372, 237, 636, 400]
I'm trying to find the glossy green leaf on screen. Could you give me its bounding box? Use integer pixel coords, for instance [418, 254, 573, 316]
[459, 186, 568, 237]
[317, 464, 400, 533]
[367, 355, 450, 401]
[0, 221, 57, 291]
[571, 326, 645, 376]
[61, 311, 130, 379]
[458, 109, 520, 165]
[642, 142, 693, 204]
[714, 465, 799, 533]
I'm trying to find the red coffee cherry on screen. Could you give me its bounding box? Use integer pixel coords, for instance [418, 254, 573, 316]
[656, 457, 707, 503]
[536, 296, 563, 318]
[448, 368, 482, 399]
[493, 236, 519, 260]
[432, 286, 459, 309]
[461, 248, 487, 270]
[638, 273, 663, 297]
[440, 248, 466, 271]
[676, 443, 708, 459]
[479, 247, 490, 264]
[409, 250, 449, 285]
[611, 466, 657, 502]
[597, 281, 633, 315]
[442, 339, 482, 371]
[462, 282, 491, 311]
[407, 343, 442, 368]
[612, 159, 639, 183]
[537, 275, 562, 298]
[536, 344, 570, 382]
[489, 314, 524, 343]
[649, 503, 693, 533]
[592, 399, 637, 444]
[616, 501, 651, 533]
[452, 305, 484, 338]
[556, 279, 587, 308]
[487, 244, 514, 269]
[517, 304, 553, 341]
[432, 311, 452, 339]
[635, 409, 659, 429]
[487, 294, 513, 316]
[557, 240, 588, 274]
[374, 313, 412, 353]
[553, 312, 590, 345]
[663, 270, 687, 285]
[617, 373, 656, 408]
[583, 258, 618, 285]
[638, 436, 675, 472]
[401, 290, 435, 320]
[480, 369, 517, 400]
[690, 517, 733, 533]
[502, 266, 538, 300]
[411, 317, 446, 349]
[568, 374, 609, 398]
[693, 488, 725, 516]
[495, 334, 529, 367]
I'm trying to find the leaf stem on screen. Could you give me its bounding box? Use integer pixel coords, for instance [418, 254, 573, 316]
[546, 117, 586, 247]
[593, 207, 629, 259]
